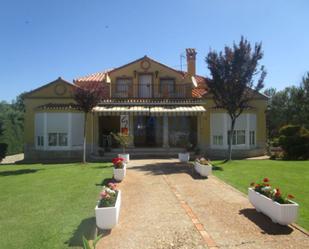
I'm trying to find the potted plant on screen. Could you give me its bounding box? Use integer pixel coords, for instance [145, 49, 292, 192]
[111, 132, 132, 163]
[248, 178, 299, 225]
[178, 136, 192, 162]
[112, 157, 126, 182]
[194, 157, 212, 177]
[95, 183, 121, 230]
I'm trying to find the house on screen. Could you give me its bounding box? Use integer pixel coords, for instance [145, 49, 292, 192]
[23, 49, 267, 161]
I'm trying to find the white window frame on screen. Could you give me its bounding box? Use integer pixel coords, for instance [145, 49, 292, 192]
[210, 113, 257, 149]
[35, 112, 83, 151]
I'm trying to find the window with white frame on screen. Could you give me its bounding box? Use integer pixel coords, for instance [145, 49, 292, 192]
[213, 135, 223, 145]
[35, 113, 84, 150]
[228, 130, 246, 145]
[48, 133, 68, 147]
[249, 131, 255, 145]
[37, 136, 44, 147]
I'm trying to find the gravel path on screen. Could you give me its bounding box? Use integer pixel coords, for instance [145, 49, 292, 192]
[97, 159, 206, 249]
[97, 159, 309, 249]
[0, 153, 24, 164]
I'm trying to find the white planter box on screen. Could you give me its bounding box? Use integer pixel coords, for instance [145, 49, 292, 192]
[113, 165, 126, 182]
[95, 190, 121, 230]
[118, 153, 130, 163]
[194, 162, 212, 177]
[248, 188, 299, 225]
[178, 152, 190, 162]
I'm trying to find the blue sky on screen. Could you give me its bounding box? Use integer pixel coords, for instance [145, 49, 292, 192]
[1, 0, 308, 102]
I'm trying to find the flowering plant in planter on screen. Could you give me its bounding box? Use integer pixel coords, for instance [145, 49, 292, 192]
[250, 178, 295, 204]
[95, 182, 122, 229]
[195, 157, 211, 165]
[248, 177, 298, 225]
[112, 157, 125, 169]
[98, 183, 118, 208]
[194, 157, 212, 177]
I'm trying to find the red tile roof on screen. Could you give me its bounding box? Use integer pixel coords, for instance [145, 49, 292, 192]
[73, 58, 209, 98]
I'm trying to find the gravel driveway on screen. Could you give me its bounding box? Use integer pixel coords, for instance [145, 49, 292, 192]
[97, 159, 309, 249]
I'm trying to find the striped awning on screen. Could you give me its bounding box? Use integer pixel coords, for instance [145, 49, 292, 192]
[93, 105, 206, 116]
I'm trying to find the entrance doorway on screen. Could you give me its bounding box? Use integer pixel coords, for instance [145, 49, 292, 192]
[134, 116, 163, 147]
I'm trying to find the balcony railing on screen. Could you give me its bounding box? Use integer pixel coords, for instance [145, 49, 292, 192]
[111, 83, 193, 99]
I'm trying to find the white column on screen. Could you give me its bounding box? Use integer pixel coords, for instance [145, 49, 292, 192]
[68, 113, 72, 149]
[163, 115, 169, 148]
[246, 113, 250, 148]
[223, 113, 228, 149]
[44, 113, 47, 151]
[129, 115, 135, 147]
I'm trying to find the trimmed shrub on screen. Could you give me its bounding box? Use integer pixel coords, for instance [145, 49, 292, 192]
[278, 125, 309, 160]
[0, 143, 8, 162]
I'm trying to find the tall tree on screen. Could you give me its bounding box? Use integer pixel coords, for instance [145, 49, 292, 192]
[73, 84, 105, 163]
[206, 37, 266, 161]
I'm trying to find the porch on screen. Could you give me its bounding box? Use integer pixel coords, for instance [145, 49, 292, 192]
[92, 104, 206, 158]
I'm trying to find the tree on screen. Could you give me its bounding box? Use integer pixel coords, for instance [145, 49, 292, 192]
[73, 84, 105, 163]
[278, 125, 309, 160]
[266, 72, 309, 140]
[206, 37, 266, 161]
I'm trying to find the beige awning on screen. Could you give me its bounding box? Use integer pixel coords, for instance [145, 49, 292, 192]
[93, 106, 149, 116]
[150, 106, 206, 116]
[93, 105, 206, 116]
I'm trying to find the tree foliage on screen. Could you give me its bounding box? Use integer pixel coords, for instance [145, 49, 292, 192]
[73, 84, 105, 163]
[205, 37, 266, 160]
[266, 72, 309, 138]
[278, 125, 309, 160]
[0, 92, 25, 155]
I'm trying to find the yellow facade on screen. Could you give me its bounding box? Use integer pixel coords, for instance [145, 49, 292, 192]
[24, 56, 268, 161]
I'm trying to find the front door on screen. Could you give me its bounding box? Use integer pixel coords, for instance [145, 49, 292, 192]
[139, 74, 152, 98]
[134, 116, 162, 147]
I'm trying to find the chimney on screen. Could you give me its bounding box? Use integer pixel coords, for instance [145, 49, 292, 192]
[186, 48, 197, 76]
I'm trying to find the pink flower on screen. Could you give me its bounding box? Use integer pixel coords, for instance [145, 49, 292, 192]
[108, 182, 117, 190]
[100, 191, 107, 198]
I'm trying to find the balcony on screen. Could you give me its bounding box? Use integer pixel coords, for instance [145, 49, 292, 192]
[111, 83, 193, 99]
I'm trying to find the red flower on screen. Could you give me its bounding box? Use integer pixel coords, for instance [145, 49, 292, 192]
[288, 194, 295, 199]
[263, 178, 269, 183]
[112, 157, 124, 165]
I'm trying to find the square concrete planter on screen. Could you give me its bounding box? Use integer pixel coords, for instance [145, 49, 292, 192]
[178, 152, 190, 162]
[113, 165, 126, 182]
[248, 188, 299, 225]
[95, 190, 121, 230]
[194, 162, 212, 177]
[118, 153, 130, 163]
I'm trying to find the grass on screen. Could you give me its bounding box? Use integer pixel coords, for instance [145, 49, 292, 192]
[0, 162, 113, 249]
[212, 159, 309, 231]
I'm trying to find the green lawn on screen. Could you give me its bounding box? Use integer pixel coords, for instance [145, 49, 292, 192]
[212, 160, 309, 230]
[0, 163, 113, 249]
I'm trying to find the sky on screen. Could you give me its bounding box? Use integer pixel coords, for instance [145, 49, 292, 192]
[0, 0, 309, 102]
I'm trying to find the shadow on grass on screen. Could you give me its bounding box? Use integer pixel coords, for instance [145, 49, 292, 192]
[95, 177, 117, 186]
[212, 165, 223, 171]
[91, 165, 113, 170]
[239, 208, 293, 235]
[130, 162, 208, 180]
[0, 168, 43, 176]
[65, 217, 111, 247]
